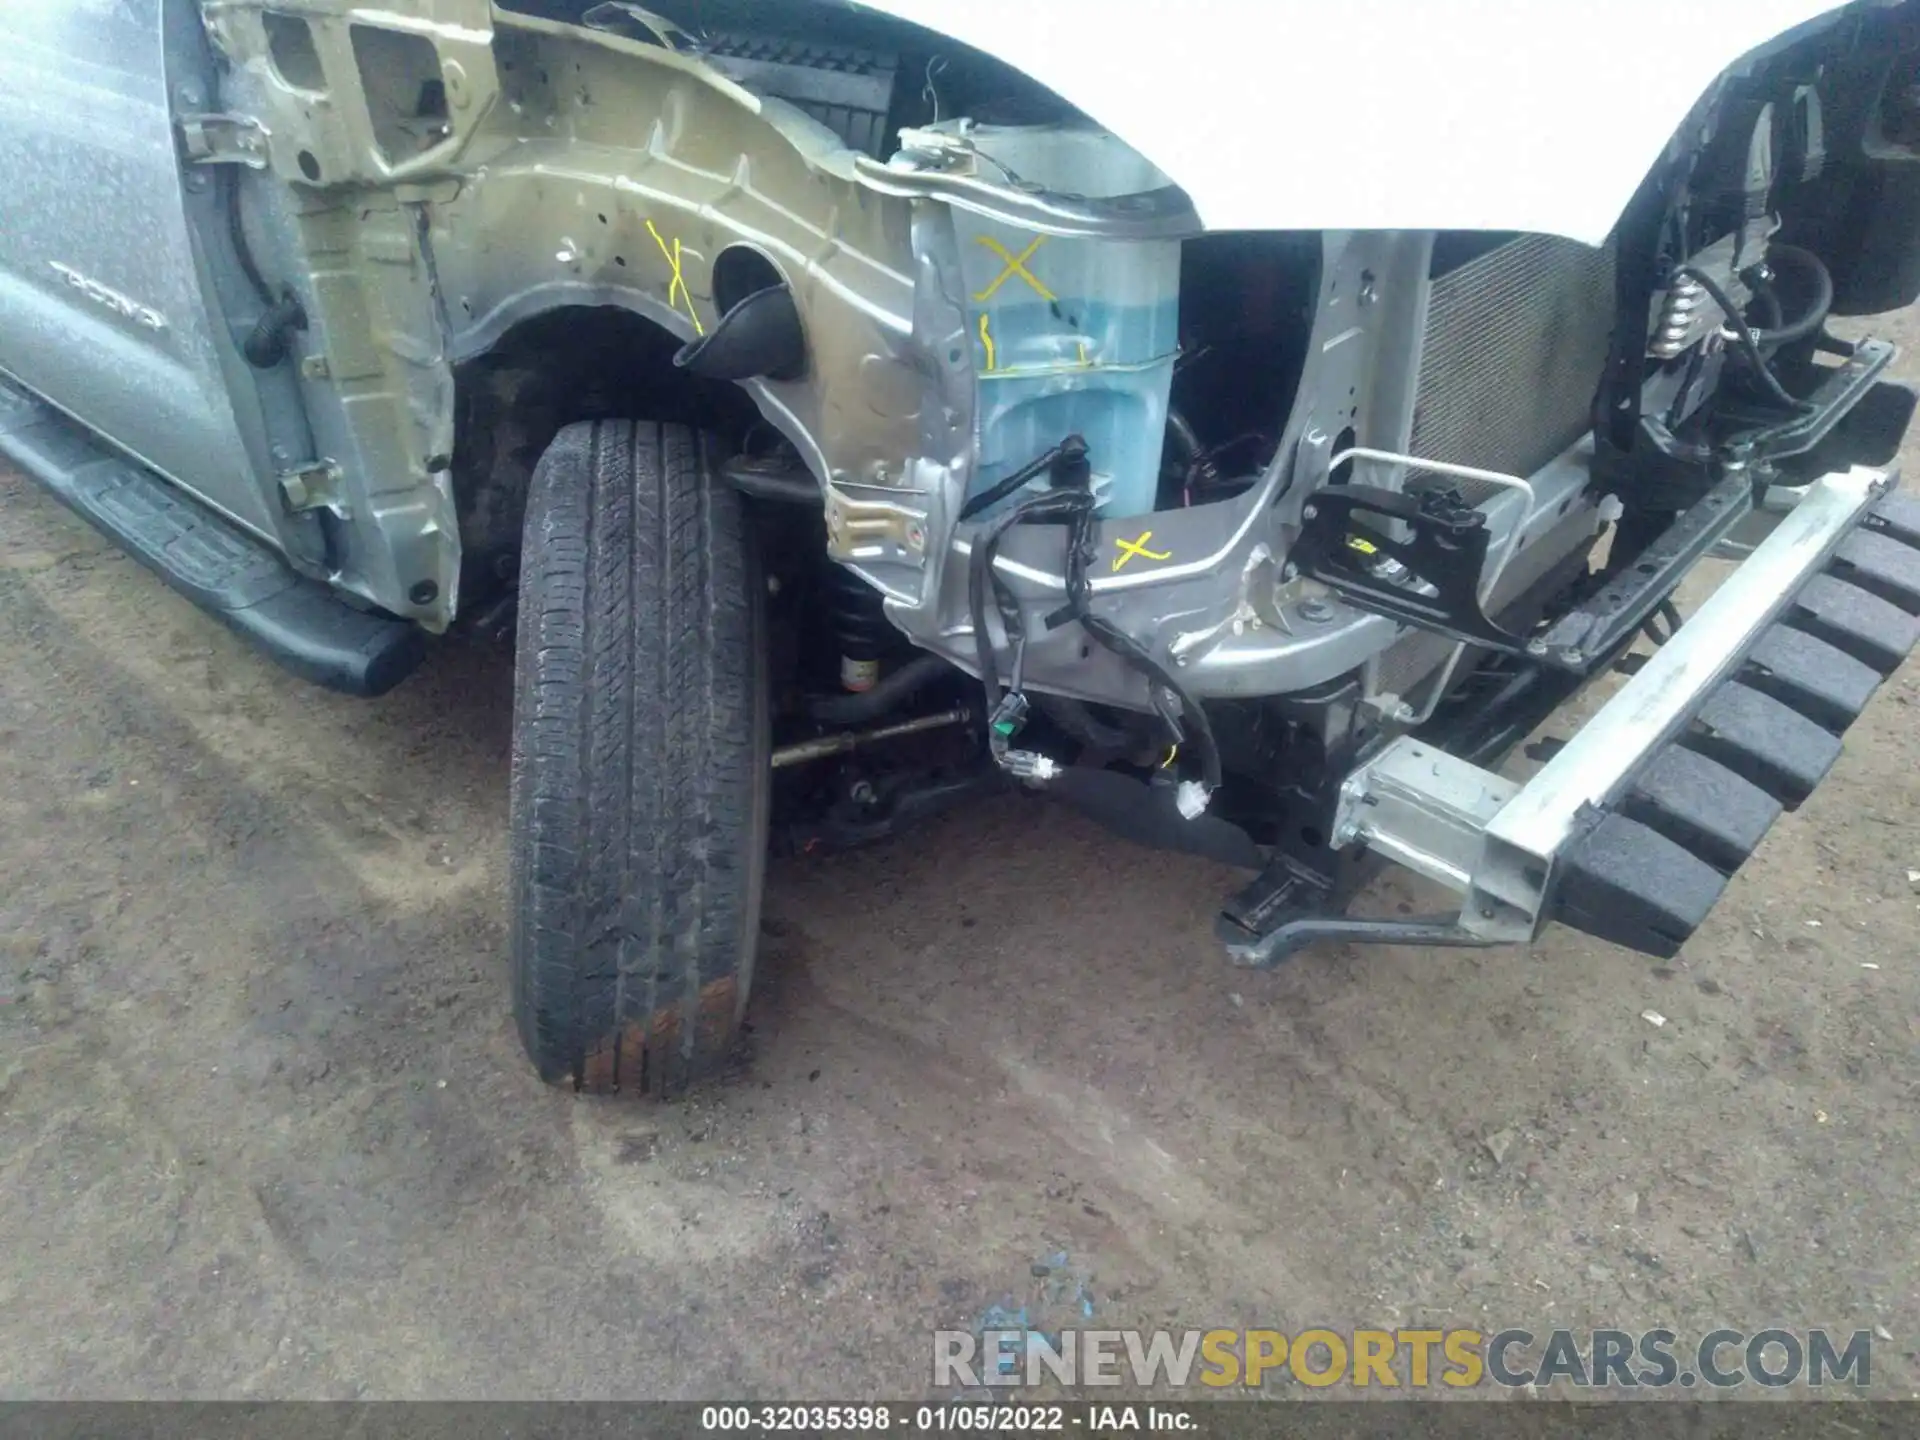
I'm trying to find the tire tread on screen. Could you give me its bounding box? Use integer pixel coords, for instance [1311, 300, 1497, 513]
[509, 420, 765, 1093]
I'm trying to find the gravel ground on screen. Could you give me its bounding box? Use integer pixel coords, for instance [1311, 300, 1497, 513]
[1, 314, 1918, 1401]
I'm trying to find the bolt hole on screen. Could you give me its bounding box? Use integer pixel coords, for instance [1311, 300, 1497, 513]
[296, 149, 321, 182]
[264, 12, 325, 90]
[597, 212, 608, 224]
[614, 255, 626, 267]
[1299, 825, 1326, 848]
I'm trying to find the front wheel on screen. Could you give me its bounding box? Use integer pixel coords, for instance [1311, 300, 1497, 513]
[508, 420, 769, 1094]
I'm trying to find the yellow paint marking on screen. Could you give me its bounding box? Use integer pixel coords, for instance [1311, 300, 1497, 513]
[971, 234, 1056, 303]
[1076, 338, 1090, 366]
[1112, 529, 1173, 572]
[1345, 535, 1379, 556]
[978, 312, 996, 371]
[645, 219, 705, 336]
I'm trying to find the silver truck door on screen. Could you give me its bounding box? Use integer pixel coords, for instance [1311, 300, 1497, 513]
[0, 0, 283, 542]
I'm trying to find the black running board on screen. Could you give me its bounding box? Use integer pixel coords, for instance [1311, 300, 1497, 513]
[0, 382, 423, 697]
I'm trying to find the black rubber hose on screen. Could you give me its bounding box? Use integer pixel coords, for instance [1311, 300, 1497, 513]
[226, 168, 305, 367]
[1674, 263, 1814, 414]
[672, 284, 806, 382]
[242, 290, 307, 369]
[1049, 493, 1225, 796]
[967, 488, 1067, 708]
[725, 468, 820, 506]
[1748, 243, 1833, 350]
[958, 436, 1088, 522]
[807, 652, 950, 725]
[1080, 610, 1224, 795]
[225, 167, 275, 308]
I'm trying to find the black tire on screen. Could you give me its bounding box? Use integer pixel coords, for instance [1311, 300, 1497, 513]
[508, 420, 769, 1094]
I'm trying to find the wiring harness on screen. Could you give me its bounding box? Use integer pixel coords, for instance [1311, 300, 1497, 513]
[964, 436, 1224, 818]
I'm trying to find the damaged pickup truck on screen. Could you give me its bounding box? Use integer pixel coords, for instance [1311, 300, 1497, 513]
[6, 0, 1920, 1093]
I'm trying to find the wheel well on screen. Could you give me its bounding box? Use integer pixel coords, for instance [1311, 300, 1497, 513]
[449, 305, 760, 607]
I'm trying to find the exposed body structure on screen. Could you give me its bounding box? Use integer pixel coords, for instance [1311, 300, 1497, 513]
[6, 0, 1920, 1090]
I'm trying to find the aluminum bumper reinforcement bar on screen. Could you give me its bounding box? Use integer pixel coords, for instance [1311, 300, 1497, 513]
[1326, 463, 1920, 960]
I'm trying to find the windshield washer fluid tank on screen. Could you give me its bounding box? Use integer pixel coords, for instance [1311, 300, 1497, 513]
[941, 123, 1181, 520]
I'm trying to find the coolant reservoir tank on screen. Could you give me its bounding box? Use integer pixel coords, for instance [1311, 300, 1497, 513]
[935, 123, 1181, 520]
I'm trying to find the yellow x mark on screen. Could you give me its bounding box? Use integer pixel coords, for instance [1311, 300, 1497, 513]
[971, 234, 1056, 303]
[645, 219, 705, 336]
[1113, 530, 1172, 572]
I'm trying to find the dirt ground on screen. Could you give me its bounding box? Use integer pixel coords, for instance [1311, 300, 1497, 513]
[3, 318, 1920, 1403]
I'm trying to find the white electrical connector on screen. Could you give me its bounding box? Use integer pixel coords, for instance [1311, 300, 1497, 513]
[1175, 779, 1211, 819]
[998, 749, 1059, 783]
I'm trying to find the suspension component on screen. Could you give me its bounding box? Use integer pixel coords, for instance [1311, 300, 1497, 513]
[825, 564, 892, 692]
[770, 706, 971, 769]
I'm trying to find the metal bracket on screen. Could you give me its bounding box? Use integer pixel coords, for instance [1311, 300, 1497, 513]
[1531, 466, 1754, 670]
[178, 113, 270, 169]
[1720, 338, 1895, 461]
[1333, 738, 1516, 892]
[822, 478, 931, 568]
[853, 135, 1201, 241]
[1291, 483, 1528, 653]
[277, 459, 347, 517]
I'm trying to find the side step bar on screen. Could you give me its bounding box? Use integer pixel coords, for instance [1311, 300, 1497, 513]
[0, 382, 422, 697]
[1334, 464, 1917, 958]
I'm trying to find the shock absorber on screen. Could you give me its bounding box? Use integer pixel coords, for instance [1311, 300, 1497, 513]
[826, 565, 892, 693]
